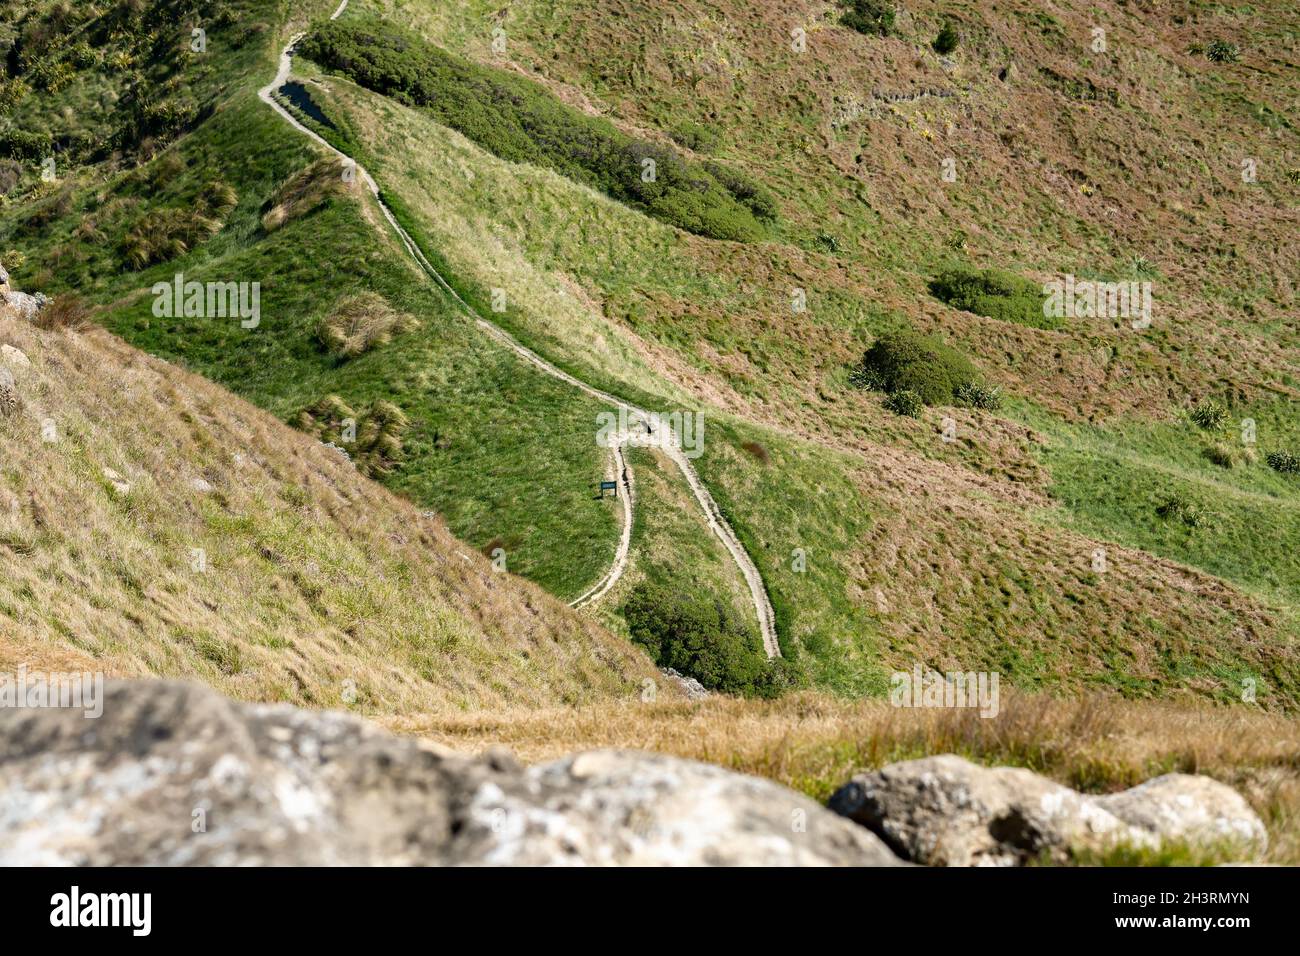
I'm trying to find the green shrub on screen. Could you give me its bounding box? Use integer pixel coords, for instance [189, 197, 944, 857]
[855, 329, 979, 405]
[842, 0, 896, 37]
[623, 584, 790, 697]
[933, 22, 960, 55]
[1157, 494, 1212, 529]
[299, 16, 773, 241]
[1206, 40, 1240, 63]
[954, 380, 1003, 410]
[1189, 399, 1228, 431]
[929, 265, 1059, 330]
[884, 389, 924, 417]
[1267, 450, 1300, 475]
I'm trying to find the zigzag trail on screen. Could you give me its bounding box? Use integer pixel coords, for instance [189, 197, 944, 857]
[258, 0, 779, 657]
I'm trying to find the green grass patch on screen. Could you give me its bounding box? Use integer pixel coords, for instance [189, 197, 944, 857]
[298, 14, 776, 241]
[930, 265, 1061, 330]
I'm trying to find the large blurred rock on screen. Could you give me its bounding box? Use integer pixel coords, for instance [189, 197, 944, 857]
[828, 754, 1265, 866]
[0, 680, 902, 866]
[1094, 773, 1267, 850]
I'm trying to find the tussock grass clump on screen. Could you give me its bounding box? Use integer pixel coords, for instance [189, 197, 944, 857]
[929, 265, 1059, 330]
[262, 157, 351, 232]
[0, 377, 20, 418]
[1157, 494, 1212, 529]
[853, 329, 979, 406]
[316, 292, 418, 359]
[1189, 398, 1228, 431]
[298, 16, 775, 241]
[119, 180, 237, 269]
[1202, 441, 1243, 469]
[32, 293, 91, 331]
[294, 394, 410, 478]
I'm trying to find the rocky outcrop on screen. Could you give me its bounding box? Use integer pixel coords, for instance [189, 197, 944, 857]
[828, 754, 1266, 866]
[0, 290, 47, 320]
[0, 680, 902, 866]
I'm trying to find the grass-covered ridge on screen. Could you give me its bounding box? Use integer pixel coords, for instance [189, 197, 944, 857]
[297, 14, 777, 241]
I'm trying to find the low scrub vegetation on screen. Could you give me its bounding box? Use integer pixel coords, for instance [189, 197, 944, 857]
[852, 329, 980, 405]
[842, 1, 896, 37]
[623, 583, 801, 697]
[953, 381, 1003, 410]
[1156, 494, 1212, 529]
[929, 265, 1059, 330]
[1206, 40, 1241, 63]
[293, 394, 410, 479]
[298, 16, 776, 241]
[933, 22, 960, 55]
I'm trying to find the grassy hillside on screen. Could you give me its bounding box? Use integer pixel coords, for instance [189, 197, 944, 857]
[0, 307, 666, 711]
[2, 0, 1297, 710]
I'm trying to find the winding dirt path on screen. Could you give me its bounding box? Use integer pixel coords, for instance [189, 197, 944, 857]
[259, 1, 779, 656]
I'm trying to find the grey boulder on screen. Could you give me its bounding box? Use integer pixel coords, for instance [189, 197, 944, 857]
[0, 680, 903, 866]
[828, 754, 1265, 866]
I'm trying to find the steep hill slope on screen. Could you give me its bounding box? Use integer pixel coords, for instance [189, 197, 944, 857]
[2, 0, 1297, 708]
[0, 305, 665, 711]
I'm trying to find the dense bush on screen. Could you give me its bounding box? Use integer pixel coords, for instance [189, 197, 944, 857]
[954, 380, 1003, 410]
[299, 16, 774, 241]
[929, 265, 1060, 330]
[853, 329, 979, 406]
[1267, 450, 1300, 475]
[884, 389, 923, 417]
[623, 584, 793, 697]
[933, 22, 960, 55]
[842, 1, 896, 37]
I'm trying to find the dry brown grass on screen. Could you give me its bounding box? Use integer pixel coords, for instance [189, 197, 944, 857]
[316, 291, 419, 358]
[0, 312, 667, 713]
[261, 156, 355, 232]
[388, 689, 1300, 862]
